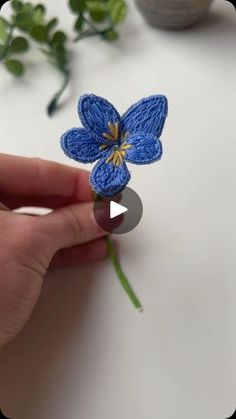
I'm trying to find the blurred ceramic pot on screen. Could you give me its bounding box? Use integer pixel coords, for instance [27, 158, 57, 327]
[135, 0, 213, 29]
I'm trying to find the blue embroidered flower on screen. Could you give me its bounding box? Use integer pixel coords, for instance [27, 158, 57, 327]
[61, 94, 168, 197]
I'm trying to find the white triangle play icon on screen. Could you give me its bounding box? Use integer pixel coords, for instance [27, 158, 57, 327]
[110, 201, 128, 219]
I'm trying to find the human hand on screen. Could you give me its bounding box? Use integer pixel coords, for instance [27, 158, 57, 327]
[0, 153, 108, 348]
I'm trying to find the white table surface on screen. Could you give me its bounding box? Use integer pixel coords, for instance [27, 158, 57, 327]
[0, 1, 236, 418]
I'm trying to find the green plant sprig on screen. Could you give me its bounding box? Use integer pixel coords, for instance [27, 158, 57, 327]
[94, 192, 143, 312]
[0, 0, 70, 116]
[0, 0, 128, 116]
[69, 0, 127, 42]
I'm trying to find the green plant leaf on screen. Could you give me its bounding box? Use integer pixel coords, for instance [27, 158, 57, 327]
[21, 2, 34, 13]
[35, 4, 46, 14]
[33, 7, 45, 25]
[47, 96, 58, 116]
[103, 28, 118, 41]
[108, 0, 127, 24]
[9, 36, 29, 53]
[53, 43, 67, 69]
[0, 17, 8, 43]
[11, 0, 23, 12]
[5, 59, 25, 76]
[0, 44, 5, 57]
[74, 15, 84, 32]
[14, 13, 34, 31]
[90, 10, 107, 22]
[86, 1, 107, 22]
[69, 0, 86, 13]
[47, 18, 58, 32]
[30, 25, 48, 42]
[86, 1, 107, 13]
[50, 31, 67, 46]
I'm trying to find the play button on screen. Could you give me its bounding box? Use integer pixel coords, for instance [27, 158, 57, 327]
[93, 186, 143, 234]
[110, 201, 128, 219]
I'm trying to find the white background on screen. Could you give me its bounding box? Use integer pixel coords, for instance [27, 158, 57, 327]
[0, 1, 236, 418]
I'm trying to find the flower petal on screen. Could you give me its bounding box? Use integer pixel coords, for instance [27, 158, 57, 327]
[60, 128, 107, 163]
[78, 94, 121, 143]
[125, 132, 163, 165]
[90, 157, 130, 197]
[121, 95, 168, 138]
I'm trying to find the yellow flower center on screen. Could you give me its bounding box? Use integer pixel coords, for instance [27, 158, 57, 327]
[106, 143, 132, 166]
[103, 122, 120, 141]
[100, 122, 132, 167]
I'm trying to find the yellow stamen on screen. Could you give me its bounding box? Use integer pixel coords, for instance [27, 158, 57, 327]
[103, 121, 120, 142]
[114, 151, 122, 166]
[122, 131, 129, 141]
[120, 143, 132, 150]
[114, 122, 119, 140]
[105, 143, 133, 166]
[113, 152, 119, 166]
[103, 132, 115, 141]
[99, 144, 108, 150]
[102, 124, 133, 167]
[118, 151, 123, 164]
[106, 153, 114, 163]
[108, 122, 115, 137]
[106, 153, 114, 164]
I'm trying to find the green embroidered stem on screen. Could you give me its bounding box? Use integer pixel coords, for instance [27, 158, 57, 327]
[93, 191, 142, 311]
[106, 236, 143, 312]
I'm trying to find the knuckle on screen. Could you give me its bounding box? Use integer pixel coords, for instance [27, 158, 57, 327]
[15, 217, 37, 244]
[5, 216, 39, 259]
[30, 157, 56, 195]
[31, 158, 46, 194]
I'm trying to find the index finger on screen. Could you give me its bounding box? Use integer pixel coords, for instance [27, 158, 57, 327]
[0, 153, 92, 202]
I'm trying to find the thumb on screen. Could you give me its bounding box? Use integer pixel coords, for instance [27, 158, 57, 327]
[36, 201, 106, 252]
